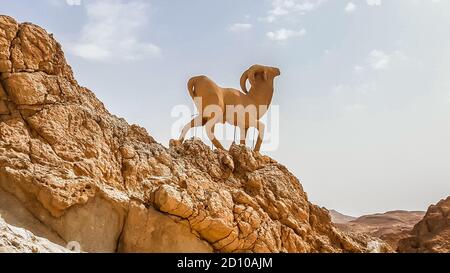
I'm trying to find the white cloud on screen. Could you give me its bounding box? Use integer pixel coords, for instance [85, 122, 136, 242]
[345, 103, 367, 112]
[228, 23, 253, 32]
[345, 2, 356, 12]
[332, 82, 375, 96]
[368, 50, 390, 70]
[352, 50, 408, 76]
[264, 0, 324, 22]
[266, 28, 306, 41]
[69, 0, 161, 62]
[367, 0, 381, 6]
[66, 0, 81, 5]
[354, 65, 365, 74]
[331, 83, 375, 112]
[366, 50, 407, 70]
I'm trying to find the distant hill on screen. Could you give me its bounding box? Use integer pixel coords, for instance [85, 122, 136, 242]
[330, 210, 425, 249]
[329, 210, 356, 224]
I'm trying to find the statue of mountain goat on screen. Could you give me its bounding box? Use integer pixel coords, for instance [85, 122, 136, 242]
[178, 64, 281, 152]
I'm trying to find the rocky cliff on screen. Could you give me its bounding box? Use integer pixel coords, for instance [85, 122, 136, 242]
[397, 197, 450, 253]
[0, 15, 389, 253]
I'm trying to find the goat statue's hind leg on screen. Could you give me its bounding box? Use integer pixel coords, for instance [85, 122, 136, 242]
[179, 116, 204, 143]
[239, 127, 248, 146]
[254, 121, 266, 152]
[205, 122, 225, 150]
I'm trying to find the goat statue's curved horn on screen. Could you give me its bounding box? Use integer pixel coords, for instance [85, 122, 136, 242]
[240, 70, 249, 94]
[241, 67, 258, 94]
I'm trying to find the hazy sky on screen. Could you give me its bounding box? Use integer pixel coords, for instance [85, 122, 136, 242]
[1, 0, 449, 216]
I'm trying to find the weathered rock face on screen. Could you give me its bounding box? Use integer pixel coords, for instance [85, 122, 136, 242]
[397, 197, 450, 253]
[0, 15, 389, 253]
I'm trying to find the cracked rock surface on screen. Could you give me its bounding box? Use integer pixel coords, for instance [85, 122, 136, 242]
[0, 15, 391, 253]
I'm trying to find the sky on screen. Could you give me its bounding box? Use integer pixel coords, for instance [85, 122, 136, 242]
[1, 0, 449, 216]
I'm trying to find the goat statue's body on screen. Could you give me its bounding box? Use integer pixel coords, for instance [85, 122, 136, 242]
[179, 64, 280, 152]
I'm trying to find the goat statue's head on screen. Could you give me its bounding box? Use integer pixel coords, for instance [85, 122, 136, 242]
[240, 64, 281, 93]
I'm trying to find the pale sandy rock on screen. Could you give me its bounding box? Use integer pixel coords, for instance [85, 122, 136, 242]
[0, 215, 71, 253]
[0, 187, 65, 245]
[0, 15, 391, 253]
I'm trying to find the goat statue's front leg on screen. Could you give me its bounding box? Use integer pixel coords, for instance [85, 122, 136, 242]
[254, 121, 266, 152]
[179, 116, 204, 143]
[205, 121, 225, 150]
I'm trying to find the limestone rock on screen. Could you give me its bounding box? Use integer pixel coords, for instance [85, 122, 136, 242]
[397, 197, 450, 253]
[0, 15, 389, 253]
